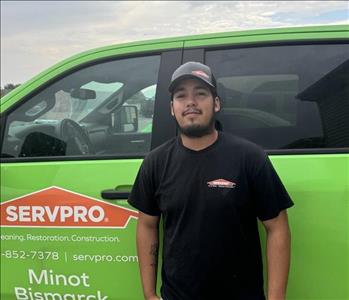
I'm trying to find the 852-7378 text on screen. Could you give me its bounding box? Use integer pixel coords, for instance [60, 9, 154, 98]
[1, 250, 59, 260]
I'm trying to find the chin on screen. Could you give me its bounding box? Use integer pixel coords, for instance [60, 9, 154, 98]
[179, 124, 214, 138]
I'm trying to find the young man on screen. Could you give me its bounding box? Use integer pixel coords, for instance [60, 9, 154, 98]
[128, 62, 294, 300]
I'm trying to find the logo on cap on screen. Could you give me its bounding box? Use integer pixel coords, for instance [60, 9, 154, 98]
[192, 70, 209, 79]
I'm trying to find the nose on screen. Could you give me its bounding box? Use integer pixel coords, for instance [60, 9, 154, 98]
[185, 92, 197, 107]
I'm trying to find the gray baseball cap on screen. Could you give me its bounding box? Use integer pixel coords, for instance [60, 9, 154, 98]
[168, 61, 217, 93]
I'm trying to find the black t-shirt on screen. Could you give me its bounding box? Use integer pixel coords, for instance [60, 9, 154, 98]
[128, 132, 294, 300]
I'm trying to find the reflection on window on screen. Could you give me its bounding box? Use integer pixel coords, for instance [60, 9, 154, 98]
[1, 55, 161, 159]
[206, 44, 349, 150]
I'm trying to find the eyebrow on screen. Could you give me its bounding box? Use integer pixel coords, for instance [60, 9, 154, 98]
[173, 85, 209, 94]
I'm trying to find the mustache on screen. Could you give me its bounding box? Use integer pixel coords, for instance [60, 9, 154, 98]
[182, 108, 202, 116]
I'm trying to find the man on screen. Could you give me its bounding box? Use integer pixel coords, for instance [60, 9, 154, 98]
[128, 61, 294, 300]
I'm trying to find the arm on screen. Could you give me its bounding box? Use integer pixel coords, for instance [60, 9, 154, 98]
[262, 210, 291, 300]
[136, 211, 161, 300]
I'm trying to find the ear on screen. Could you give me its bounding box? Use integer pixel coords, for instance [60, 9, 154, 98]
[214, 97, 221, 113]
[170, 101, 175, 116]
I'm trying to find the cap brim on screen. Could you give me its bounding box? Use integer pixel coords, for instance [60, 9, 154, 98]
[168, 74, 215, 93]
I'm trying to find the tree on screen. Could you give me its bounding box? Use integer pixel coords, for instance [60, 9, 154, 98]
[1, 83, 21, 98]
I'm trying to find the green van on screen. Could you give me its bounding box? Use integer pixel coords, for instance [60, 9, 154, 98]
[1, 25, 348, 300]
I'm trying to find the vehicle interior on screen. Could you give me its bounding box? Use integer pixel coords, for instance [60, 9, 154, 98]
[1, 55, 161, 158]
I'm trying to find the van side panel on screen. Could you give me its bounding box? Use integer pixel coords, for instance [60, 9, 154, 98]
[270, 154, 349, 299]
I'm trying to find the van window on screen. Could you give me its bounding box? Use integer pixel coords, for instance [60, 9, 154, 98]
[205, 44, 349, 150]
[1, 55, 161, 159]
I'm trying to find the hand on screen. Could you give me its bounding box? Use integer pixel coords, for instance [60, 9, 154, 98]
[146, 296, 160, 300]
[268, 291, 286, 300]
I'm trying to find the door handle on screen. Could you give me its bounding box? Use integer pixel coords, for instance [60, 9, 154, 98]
[101, 189, 130, 200]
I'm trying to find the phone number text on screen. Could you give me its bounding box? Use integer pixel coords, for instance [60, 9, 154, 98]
[1, 250, 59, 260]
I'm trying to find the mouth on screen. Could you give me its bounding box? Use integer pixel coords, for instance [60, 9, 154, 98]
[183, 109, 201, 116]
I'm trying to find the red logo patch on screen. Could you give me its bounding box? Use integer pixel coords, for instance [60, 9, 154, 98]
[192, 70, 209, 79]
[0, 187, 138, 228]
[207, 179, 236, 189]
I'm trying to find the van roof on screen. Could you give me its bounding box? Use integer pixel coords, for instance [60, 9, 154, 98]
[75, 24, 349, 56]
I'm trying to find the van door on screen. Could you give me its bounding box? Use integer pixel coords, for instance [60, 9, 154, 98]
[0, 50, 181, 300]
[184, 41, 349, 299]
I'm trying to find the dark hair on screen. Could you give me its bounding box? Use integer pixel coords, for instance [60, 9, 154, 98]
[210, 87, 218, 99]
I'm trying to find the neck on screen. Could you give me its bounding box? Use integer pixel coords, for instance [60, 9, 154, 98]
[180, 129, 218, 151]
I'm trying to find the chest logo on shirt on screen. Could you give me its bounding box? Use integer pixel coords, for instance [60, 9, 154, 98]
[207, 179, 236, 189]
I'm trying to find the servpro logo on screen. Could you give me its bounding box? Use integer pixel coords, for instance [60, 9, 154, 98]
[207, 179, 236, 189]
[6, 205, 105, 223]
[0, 187, 138, 228]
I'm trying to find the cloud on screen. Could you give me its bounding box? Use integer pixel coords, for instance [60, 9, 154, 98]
[1, 1, 348, 85]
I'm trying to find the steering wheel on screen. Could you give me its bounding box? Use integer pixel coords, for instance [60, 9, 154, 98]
[59, 119, 94, 155]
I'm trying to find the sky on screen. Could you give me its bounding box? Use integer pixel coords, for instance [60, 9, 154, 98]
[1, 1, 348, 87]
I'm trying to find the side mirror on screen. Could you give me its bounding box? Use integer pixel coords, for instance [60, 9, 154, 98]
[112, 105, 138, 133]
[70, 88, 96, 100]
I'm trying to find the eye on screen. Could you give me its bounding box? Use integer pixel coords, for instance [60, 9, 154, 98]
[174, 93, 185, 99]
[197, 90, 208, 96]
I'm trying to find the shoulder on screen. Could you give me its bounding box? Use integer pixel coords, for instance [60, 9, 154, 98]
[142, 137, 177, 167]
[219, 131, 267, 172]
[220, 131, 265, 157]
